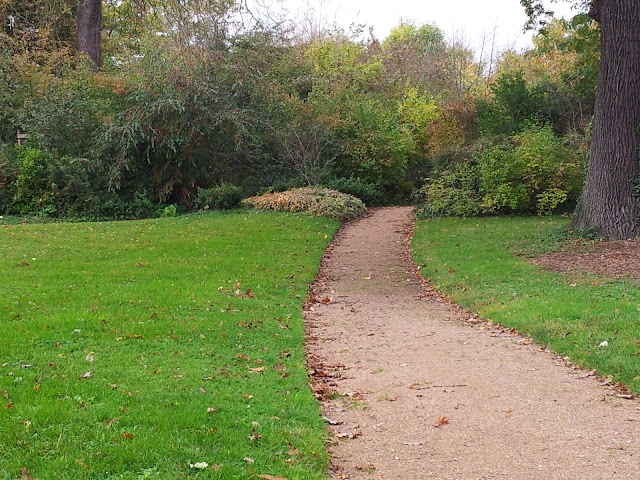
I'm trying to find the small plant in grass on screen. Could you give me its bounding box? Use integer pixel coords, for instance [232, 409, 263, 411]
[244, 187, 366, 221]
[159, 204, 178, 217]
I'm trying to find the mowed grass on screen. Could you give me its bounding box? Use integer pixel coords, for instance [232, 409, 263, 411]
[0, 211, 339, 480]
[412, 216, 640, 394]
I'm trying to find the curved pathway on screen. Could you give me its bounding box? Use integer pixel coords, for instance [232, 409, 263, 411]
[306, 207, 639, 479]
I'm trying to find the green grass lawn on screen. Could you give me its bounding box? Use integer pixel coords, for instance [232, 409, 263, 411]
[0, 211, 339, 480]
[412, 216, 640, 394]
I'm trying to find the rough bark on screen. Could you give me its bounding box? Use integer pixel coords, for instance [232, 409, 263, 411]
[76, 0, 102, 68]
[572, 0, 640, 239]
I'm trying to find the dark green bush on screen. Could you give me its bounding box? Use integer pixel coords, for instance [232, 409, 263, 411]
[0, 145, 19, 214]
[195, 183, 244, 210]
[323, 177, 385, 206]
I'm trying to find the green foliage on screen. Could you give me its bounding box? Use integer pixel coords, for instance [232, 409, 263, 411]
[159, 204, 178, 217]
[476, 71, 546, 136]
[245, 187, 366, 221]
[11, 146, 55, 216]
[323, 177, 385, 206]
[382, 22, 446, 54]
[195, 183, 244, 210]
[0, 145, 19, 213]
[417, 125, 584, 217]
[415, 163, 480, 218]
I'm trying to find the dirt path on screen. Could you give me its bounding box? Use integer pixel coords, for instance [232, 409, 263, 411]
[305, 207, 639, 480]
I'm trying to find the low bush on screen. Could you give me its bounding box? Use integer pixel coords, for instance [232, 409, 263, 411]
[416, 125, 584, 218]
[195, 183, 244, 210]
[414, 164, 480, 218]
[244, 187, 366, 221]
[323, 177, 386, 206]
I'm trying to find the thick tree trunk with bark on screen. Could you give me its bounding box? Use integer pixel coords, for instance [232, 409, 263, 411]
[77, 0, 102, 68]
[572, 0, 640, 239]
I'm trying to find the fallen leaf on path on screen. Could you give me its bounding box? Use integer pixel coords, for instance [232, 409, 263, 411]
[323, 416, 343, 425]
[403, 441, 424, 446]
[433, 416, 449, 428]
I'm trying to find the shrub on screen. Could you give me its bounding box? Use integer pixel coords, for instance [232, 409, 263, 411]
[0, 145, 19, 214]
[415, 125, 583, 218]
[415, 164, 481, 219]
[323, 177, 385, 206]
[159, 204, 178, 217]
[12, 147, 55, 216]
[244, 187, 366, 221]
[195, 183, 244, 210]
[478, 124, 582, 215]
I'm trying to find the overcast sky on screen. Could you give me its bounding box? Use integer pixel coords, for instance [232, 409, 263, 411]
[274, 0, 577, 52]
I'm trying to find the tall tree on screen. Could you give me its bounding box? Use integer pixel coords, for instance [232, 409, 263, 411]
[77, 0, 102, 67]
[523, 0, 640, 239]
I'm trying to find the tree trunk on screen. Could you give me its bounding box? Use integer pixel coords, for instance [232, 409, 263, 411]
[77, 0, 102, 68]
[572, 0, 640, 239]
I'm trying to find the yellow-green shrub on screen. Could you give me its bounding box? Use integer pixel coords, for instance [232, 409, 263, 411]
[244, 187, 366, 221]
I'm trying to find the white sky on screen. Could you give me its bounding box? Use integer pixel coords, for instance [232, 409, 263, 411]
[274, 0, 578, 53]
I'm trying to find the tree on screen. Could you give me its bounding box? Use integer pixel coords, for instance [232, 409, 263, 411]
[523, 0, 640, 239]
[77, 0, 102, 67]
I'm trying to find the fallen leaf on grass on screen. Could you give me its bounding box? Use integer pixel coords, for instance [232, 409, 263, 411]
[243, 457, 254, 463]
[121, 432, 134, 440]
[249, 367, 265, 373]
[20, 468, 33, 480]
[206, 406, 217, 413]
[433, 416, 449, 428]
[189, 462, 209, 469]
[258, 475, 288, 480]
[78, 371, 93, 380]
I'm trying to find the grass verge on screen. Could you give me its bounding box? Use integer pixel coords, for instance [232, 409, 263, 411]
[0, 211, 339, 480]
[412, 216, 640, 394]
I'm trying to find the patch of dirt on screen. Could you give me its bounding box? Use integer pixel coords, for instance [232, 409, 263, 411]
[529, 240, 640, 281]
[305, 207, 640, 480]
